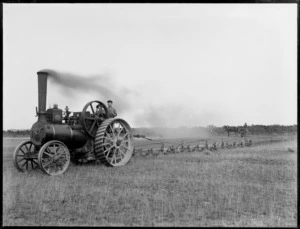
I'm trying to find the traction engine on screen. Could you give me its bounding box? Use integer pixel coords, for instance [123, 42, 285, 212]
[13, 71, 134, 175]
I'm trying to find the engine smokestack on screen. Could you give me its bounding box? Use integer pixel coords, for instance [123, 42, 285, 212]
[37, 71, 48, 113]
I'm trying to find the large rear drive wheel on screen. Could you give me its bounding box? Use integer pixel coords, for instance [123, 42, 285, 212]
[38, 140, 70, 176]
[95, 118, 134, 166]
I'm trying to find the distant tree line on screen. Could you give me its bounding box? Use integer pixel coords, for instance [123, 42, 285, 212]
[3, 129, 31, 137]
[209, 124, 297, 136]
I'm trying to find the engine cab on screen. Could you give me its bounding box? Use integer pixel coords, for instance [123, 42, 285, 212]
[45, 104, 63, 124]
[44, 104, 92, 126]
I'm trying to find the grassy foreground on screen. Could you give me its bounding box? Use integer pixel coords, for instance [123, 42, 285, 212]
[2, 137, 297, 226]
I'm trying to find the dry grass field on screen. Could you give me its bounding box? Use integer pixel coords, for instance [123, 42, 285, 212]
[2, 135, 297, 226]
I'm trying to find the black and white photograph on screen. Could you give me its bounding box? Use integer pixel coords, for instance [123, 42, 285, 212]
[2, 2, 297, 227]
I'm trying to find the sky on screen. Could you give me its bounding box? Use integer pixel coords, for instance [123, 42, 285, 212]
[3, 3, 297, 130]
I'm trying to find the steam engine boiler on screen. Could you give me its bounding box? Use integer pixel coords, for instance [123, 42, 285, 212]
[13, 71, 134, 176]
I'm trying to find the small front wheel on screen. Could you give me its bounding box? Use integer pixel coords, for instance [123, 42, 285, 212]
[13, 140, 39, 172]
[38, 140, 70, 176]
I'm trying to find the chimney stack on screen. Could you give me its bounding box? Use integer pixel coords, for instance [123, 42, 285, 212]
[37, 71, 48, 113]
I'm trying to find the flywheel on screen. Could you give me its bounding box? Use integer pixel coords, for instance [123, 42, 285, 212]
[94, 118, 134, 166]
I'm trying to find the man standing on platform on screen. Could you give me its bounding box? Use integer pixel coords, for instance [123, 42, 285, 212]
[107, 100, 117, 118]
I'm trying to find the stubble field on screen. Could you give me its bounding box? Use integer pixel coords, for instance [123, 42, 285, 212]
[2, 134, 297, 226]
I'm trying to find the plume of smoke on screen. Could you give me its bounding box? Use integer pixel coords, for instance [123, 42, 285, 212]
[40, 69, 132, 112]
[38, 69, 218, 139]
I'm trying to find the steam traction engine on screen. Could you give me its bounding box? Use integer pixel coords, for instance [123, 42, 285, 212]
[13, 71, 134, 175]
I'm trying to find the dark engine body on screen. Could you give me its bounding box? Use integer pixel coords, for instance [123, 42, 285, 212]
[30, 71, 95, 153]
[30, 105, 90, 149]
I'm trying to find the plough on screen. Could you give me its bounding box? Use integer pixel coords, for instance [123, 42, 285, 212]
[132, 135, 253, 157]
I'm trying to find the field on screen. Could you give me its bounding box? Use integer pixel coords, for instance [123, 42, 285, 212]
[3, 134, 297, 226]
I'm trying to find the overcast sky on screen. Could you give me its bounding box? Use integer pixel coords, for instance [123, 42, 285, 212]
[3, 3, 297, 130]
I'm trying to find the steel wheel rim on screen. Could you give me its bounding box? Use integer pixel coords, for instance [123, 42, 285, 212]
[13, 140, 39, 172]
[95, 118, 134, 166]
[38, 141, 70, 176]
[103, 120, 133, 166]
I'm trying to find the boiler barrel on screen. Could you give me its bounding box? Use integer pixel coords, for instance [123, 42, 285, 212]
[44, 124, 88, 149]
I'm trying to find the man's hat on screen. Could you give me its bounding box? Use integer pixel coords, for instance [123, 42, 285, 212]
[107, 100, 113, 103]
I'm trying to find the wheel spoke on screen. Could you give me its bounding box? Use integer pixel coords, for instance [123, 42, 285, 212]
[28, 143, 32, 152]
[53, 144, 57, 154]
[46, 146, 54, 154]
[110, 153, 116, 164]
[115, 151, 122, 162]
[17, 158, 26, 163]
[103, 137, 114, 142]
[103, 146, 114, 157]
[56, 144, 61, 153]
[120, 140, 130, 144]
[56, 151, 67, 158]
[44, 167, 51, 174]
[31, 160, 36, 169]
[109, 154, 114, 164]
[108, 125, 115, 138]
[24, 144, 29, 152]
[103, 146, 114, 154]
[121, 133, 129, 140]
[102, 142, 112, 146]
[19, 159, 27, 167]
[107, 148, 115, 158]
[43, 151, 54, 158]
[115, 149, 124, 159]
[57, 154, 66, 161]
[43, 160, 54, 168]
[55, 146, 60, 155]
[90, 104, 95, 115]
[57, 145, 66, 155]
[117, 150, 122, 159]
[89, 120, 97, 134]
[32, 160, 39, 168]
[32, 159, 38, 165]
[55, 160, 65, 167]
[30, 160, 33, 169]
[120, 141, 129, 147]
[19, 148, 26, 155]
[112, 148, 117, 161]
[119, 148, 126, 156]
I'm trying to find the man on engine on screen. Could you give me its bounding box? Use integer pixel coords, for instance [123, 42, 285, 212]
[96, 104, 104, 117]
[107, 100, 117, 118]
